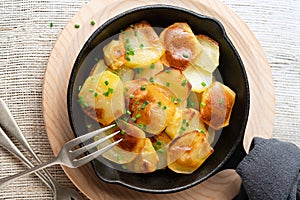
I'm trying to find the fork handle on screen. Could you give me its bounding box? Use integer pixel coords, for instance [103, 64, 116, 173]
[0, 127, 54, 191]
[0, 99, 40, 161]
[0, 157, 59, 189]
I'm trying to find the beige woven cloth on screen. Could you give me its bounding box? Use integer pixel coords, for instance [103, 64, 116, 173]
[0, 0, 299, 199]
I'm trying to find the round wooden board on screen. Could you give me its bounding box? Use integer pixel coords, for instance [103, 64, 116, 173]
[43, 0, 275, 199]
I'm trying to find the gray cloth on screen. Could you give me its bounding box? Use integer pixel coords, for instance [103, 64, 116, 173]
[236, 137, 300, 200]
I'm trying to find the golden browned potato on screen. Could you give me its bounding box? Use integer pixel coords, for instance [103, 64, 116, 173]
[200, 81, 236, 130]
[103, 40, 127, 70]
[150, 132, 172, 169]
[119, 21, 165, 68]
[125, 138, 159, 173]
[78, 71, 125, 125]
[128, 83, 176, 134]
[165, 108, 207, 139]
[154, 68, 192, 102]
[160, 23, 203, 71]
[96, 120, 146, 164]
[182, 64, 212, 93]
[168, 130, 214, 174]
[192, 34, 219, 73]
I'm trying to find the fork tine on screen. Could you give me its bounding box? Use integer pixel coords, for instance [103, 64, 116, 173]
[65, 124, 116, 149]
[73, 138, 123, 167]
[71, 130, 120, 157]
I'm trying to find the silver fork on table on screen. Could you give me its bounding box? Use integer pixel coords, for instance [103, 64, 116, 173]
[0, 99, 84, 200]
[0, 122, 120, 189]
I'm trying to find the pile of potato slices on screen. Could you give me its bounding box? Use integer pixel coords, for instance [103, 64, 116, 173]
[78, 21, 236, 174]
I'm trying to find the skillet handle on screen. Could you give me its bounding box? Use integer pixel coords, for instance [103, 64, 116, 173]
[220, 140, 247, 170]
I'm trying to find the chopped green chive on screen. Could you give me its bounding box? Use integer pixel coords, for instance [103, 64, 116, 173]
[182, 119, 187, 124]
[130, 24, 134, 28]
[94, 92, 98, 97]
[126, 110, 131, 115]
[87, 124, 92, 129]
[136, 113, 141, 118]
[219, 98, 224, 104]
[50, 22, 53, 28]
[201, 82, 206, 87]
[182, 53, 189, 58]
[171, 97, 176, 103]
[78, 85, 82, 91]
[200, 102, 206, 107]
[104, 80, 109, 86]
[94, 57, 99, 62]
[78, 96, 88, 109]
[116, 154, 121, 160]
[157, 149, 164, 153]
[108, 88, 114, 93]
[177, 98, 182, 102]
[121, 129, 126, 135]
[181, 79, 188, 86]
[89, 89, 94, 93]
[156, 141, 162, 146]
[150, 63, 155, 69]
[180, 126, 186, 131]
[139, 43, 144, 48]
[91, 20, 95, 26]
[140, 85, 146, 91]
[138, 123, 144, 129]
[103, 88, 114, 97]
[165, 69, 171, 74]
[199, 129, 206, 134]
[129, 94, 135, 99]
[163, 106, 167, 110]
[149, 77, 154, 83]
[74, 24, 80, 29]
[131, 117, 136, 122]
[157, 101, 162, 107]
[141, 101, 149, 109]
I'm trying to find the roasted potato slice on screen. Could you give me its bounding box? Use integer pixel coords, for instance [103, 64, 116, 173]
[182, 64, 212, 93]
[168, 130, 214, 174]
[125, 138, 159, 173]
[90, 59, 107, 76]
[119, 21, 165, 68]
[103, 40, 127, 70]
[192, 34, 219, 73]
[160, 23, 203, 71]
[200, 81, 236, 130]
[96, 120, 146, 164]
[150, 132, 172, 169]
[165, 108, 207, 139]
[78, 71, 125, 125]
[154, 68, 192, 102]
[128, 84, 176, 134]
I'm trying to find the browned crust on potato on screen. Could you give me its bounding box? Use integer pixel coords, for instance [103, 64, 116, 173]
[200, 82, 235, 130]
[196, 34, 219, 47]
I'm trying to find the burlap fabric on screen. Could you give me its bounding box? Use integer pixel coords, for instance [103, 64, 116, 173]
[0, 0, 299, 199]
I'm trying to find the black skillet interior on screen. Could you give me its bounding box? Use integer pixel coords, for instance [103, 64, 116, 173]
[67, 5, 250, 193]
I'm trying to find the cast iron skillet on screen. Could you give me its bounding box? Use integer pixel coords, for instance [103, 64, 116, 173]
[67, 5, 250, 193]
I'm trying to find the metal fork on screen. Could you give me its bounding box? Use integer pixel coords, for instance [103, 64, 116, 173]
[0, 99, 84, 200]
[0, 122, 121, 188]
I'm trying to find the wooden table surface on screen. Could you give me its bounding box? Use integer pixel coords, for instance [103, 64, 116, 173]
[0, 0, 299, 199]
